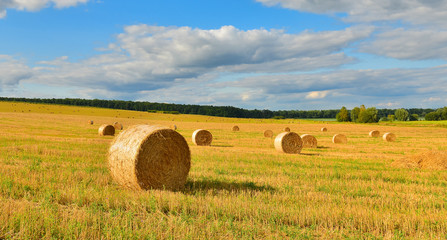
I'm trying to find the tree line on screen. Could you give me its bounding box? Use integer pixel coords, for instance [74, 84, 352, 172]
[0, 97, 441, 120]
[336, 105, 446, 122]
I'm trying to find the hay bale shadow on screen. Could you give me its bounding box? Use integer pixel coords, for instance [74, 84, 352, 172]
[183, 179, 275, 195]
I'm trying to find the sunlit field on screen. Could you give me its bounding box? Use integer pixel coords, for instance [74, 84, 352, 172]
[1, 101, 447, 239]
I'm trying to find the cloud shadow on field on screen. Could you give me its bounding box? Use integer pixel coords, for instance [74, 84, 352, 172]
[182, 178, 275, 195]
[211, 144, 233, 148]
[300, 153, 320, 156]
[317, 146, 329, 149]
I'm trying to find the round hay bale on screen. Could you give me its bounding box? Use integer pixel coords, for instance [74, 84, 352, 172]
[301, 134, 317, 148]
[192, 129, 213, 146]
[321, 127, 328, 132]
[232, 125, 240, 131]
[383, 132, 396, 142]
[264, 130, 273, 138]
[332, 134, 347, 144]
[108, 124, 191, 191]
[369, 130, 380, 137]
[274, 132, 303, 154]
[113, 122, 123, 130]
[89, 120, 94, 125]
[284, 127, 291, 132]
[170, 124, 177, 130]
[98, 124, 115, 136]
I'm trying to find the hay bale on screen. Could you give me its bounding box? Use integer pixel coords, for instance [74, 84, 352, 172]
[264, 130, 273, 138]
[192, 129, 212, 146]
[369, 130, 380, 137]
[332, 134, 347, 144]
[284, 127, 291, 132]
[321, 127, 327, 132]
[113, 122, 123, 130]
[170, 124, 177, 130]
[274, 132, 303, 154]
[232, 126, 240, 131]
[98, 124, 115, 136]
[108, 124, 191, 191]
[301, 134, 317, 148]
[392, 151, 447, 170]
[89, 120, 94, 125]
[383, 132, 396, 142]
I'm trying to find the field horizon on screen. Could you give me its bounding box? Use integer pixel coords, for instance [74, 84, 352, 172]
[1, 101, 447, 239]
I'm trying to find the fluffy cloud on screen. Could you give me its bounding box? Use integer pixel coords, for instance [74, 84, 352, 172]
[29, 25, 371, 94]
[0, 55, 33, 86]
[359, 28, 447, 60]
[0, 0, 88, 18]
[256, 0, 447, 27]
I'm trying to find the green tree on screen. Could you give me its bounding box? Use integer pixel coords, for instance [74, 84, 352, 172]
[358, 107, 379, 123]
[425, 112, 440, 121]
[351, 107, 360, 122]
[395, 108, 409, 121]
[336, 106, 350, 122]
[409, 114, 419, 121]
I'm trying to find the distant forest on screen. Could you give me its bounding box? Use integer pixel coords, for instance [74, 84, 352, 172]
[0, 97, 436, 119]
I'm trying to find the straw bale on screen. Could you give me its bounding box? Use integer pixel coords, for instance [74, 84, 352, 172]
[301, 134, 317, 148]
[232, 126, 240, 131]
[89, 120, 94, 125]
[369, 130, 380, 137]
[274, 132, 303, 154]
[192, 129, 213, 146]
[264, 130, 273, 138]
[284, 127, 290, 132]
[98, 124, 115, 136]
[114, 122, 123, 130]
[383, 132, 396, 142]
[108, 124, 191, 191]
[332, 134, 347, 144]
[321, 127, 327, 132]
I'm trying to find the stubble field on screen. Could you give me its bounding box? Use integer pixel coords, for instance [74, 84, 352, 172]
[1, 101, 447, 239]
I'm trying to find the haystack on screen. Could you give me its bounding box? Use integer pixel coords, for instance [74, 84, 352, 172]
[99, 124, 115, 136]
[301, 134, 317, 148]
[392, 151, 447, 170]
[332, 134, 347, 144]
[383, 132, 396, 142]
[113, 122, 123, 130]
[264, 130, 273, 138]
[232, 126, 240, 131]
[274, 132, 303, 154]
[284, 127, 291, 132]
[89, 120, 94, 125]
[321, 127, 328, 132]
[369, 130, 380, 137]
[108, 124, 191, 191]
[192, 129, 212, 146]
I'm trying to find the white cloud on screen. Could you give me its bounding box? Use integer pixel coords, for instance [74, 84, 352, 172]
[305, 90, 329, 99]
[0, 0, 88, 18]
[256, 0, 447, 27]
[359, 28, 447, 60]
[0, 55, 33, 86]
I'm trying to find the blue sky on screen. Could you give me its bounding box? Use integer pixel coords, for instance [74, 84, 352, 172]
[1, 0, 447, 110]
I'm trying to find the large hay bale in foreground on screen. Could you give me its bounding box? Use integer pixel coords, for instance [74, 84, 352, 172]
[232, 126, 240, 131]
[392, 151, 447, 170]
[284, 127, 291, 132]
[108, 124, 191, 191]
[332, 134, 347, 144]
[113, 122, 123, 130]
[192, 129, 212, 146]
[383, 132, 396, 142]
[321, 127, 327, 132]
[369, 130, 380, 137]
[264, 130, 273, 138]
[301, 134, 317, 148]
[274, 132, 303, 154]
[99, 124, 115, 136]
